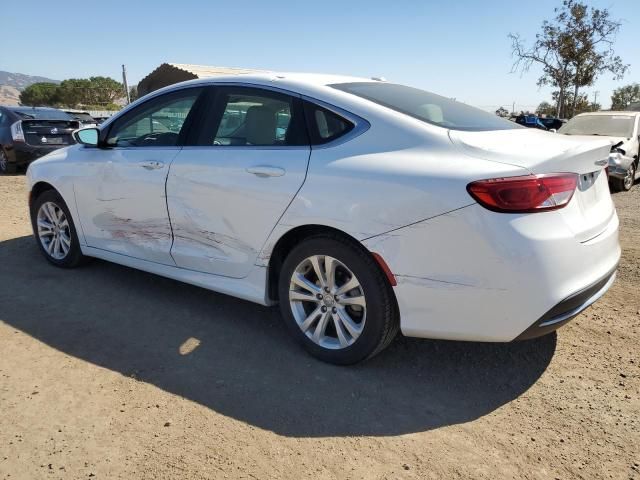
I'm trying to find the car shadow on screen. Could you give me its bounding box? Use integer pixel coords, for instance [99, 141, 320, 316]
[0, 235, 556, 437]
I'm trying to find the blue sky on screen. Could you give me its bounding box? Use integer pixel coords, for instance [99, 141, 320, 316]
[3, 0, 638, 110]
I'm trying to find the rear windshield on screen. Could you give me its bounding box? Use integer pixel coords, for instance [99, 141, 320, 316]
[331, 82, 521, 132]
[559, 115, 635, 138]
[67, 112, 95, 122]
[12, 108, 73, 121]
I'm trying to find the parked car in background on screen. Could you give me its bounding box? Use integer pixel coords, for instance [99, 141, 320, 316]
[64, 110, 98, 128]
[0, 106, 79, 174]
[26, 74, 619, 364]
[515, 114, 549, 130]
[539, 117, 566, 131]
[558, 111, 640, 191]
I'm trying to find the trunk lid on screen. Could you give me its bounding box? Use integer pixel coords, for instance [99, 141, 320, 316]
[450, 128, 615, 242]
[21, 119, 79, 147]
[449, 128, 611, 175]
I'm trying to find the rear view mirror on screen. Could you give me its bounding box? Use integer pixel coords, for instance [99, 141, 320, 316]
[73, 128, 99, 146]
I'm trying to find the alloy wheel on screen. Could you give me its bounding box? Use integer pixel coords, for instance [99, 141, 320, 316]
[37, 202, 72, 260]
[0, 150, 7, 173]
[623, 164, 635, 190]
[289, 255, 366, 349]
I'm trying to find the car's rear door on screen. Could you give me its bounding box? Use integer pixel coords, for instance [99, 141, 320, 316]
[73, 87, 205, 264]
[166, 85, 311, 278]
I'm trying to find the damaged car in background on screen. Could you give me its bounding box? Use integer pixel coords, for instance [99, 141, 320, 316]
[559, 111, 640, 192]
[25, 74, 620, 364]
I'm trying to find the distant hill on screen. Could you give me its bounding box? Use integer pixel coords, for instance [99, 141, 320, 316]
[0, 85, 21, 106]
[0, 70, 60, 106]
[0, 71, 59, 90]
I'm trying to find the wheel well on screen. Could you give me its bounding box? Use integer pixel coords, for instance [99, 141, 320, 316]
[29, 182, 57, 209]
[266, 224, 391, 303]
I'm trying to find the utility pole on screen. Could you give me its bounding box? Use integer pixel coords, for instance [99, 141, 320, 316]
[593, 91, 599, 111]
[512, 101, 515, 116]
[122, 64, 131, 105]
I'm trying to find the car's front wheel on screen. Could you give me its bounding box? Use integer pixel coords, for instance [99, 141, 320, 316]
[278, 234, 399, 364]
[30, 190, 86, 268]
[611, 162, 636, 192]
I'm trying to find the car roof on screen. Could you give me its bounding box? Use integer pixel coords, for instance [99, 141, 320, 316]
[102, 72, 385, 130]
[183, 72, 375, 88]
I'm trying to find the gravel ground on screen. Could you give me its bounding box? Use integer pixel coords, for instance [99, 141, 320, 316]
[0, 173, 638, 480]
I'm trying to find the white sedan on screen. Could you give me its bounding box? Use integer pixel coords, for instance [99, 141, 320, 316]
[26, 73, 620, 364]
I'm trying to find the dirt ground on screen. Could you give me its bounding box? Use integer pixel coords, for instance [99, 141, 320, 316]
[0, 173, 638, 480]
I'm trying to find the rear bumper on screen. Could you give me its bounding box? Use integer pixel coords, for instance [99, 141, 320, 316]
[515, 267, 617, 340]
[6, 143, 65, 167]
[363, 203, 621, 342]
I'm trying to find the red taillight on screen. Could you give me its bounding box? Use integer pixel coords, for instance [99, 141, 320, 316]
[467, 173, 578, 213]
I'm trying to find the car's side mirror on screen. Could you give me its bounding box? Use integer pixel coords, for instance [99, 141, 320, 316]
[73, 128, 99, 147]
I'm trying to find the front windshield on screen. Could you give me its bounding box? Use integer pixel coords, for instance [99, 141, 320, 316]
[13, 108, 74, 121]
[559, 115, 635, 138]
[331, 82, 522, 131]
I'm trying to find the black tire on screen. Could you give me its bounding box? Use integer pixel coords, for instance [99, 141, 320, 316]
[0, 148, 16, 174]
[611, 162, 635, 192]
[30, 189, 86, 268]
[278, 233, 399, 365]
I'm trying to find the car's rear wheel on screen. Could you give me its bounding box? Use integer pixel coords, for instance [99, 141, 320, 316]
[612, 162, 636, 192]
[278, 234, 398, 364]
[30, 190, 86, 268]
[0, 149, 16, 174]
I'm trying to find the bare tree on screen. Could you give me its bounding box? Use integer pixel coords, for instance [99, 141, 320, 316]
[561, 1, 627, 116]
[509, 1, 626, 118]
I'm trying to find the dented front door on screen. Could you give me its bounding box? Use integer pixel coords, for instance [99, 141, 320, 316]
[74, 87, 204, 265]
[74, 147, 179, 265]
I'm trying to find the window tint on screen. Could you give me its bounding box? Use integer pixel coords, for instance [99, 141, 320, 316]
[206, 88, 307, 146]
[107, 89, 202, 147]
[304, 102, 354, 145]
[331, 82, 521, 132]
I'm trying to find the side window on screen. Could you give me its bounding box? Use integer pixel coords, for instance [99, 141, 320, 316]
[303, 102, 354, 145]
[106, 88, 202, 147]
[205, 88, 308, 146]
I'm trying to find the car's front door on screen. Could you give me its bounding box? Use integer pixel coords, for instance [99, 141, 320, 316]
[166, 86, 311, 278]
[74, 87, 204, 264]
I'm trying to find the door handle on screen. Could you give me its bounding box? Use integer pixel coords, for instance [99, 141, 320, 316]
[139, 160, 164, 170]
[246, 166, 285, 177]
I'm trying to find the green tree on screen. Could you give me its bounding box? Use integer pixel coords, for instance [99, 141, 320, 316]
[57, 78, 92, 108]
[19, 83, 59, 106]
[56, 77, 123, 108]
[129, 85, 139, 102]
[495, 106, 509, 117]
[611, 83, 640, 110]
[551, 91, 592, 117]
[88, 76, 124, 105]
[536, 101, 556, 116]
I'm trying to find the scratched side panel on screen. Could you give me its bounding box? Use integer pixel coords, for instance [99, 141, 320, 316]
[72, 148, 180, 265]
[167, 147, 310, 279]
